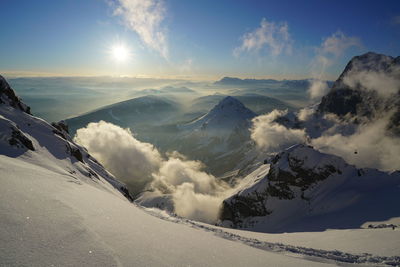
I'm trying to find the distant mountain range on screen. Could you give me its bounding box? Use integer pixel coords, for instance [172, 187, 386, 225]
[132, 86, 198, 96]
[215, 76, 334, 88]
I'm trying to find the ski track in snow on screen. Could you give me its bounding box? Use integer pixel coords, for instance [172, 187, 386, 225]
[140, 206, 400, 267]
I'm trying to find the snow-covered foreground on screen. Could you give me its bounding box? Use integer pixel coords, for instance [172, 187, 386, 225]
[144, 208, 400, 266]
[1, 155, 337, 267]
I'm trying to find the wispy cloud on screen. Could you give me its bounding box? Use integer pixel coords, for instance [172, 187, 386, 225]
[178, 58, 193, 73]
[318, 31, 360, 59]
[308, 31, 361, 100]
[113, 0, 168, 58]
[234, 18, 292, 57]
[392, 15, 400, 25]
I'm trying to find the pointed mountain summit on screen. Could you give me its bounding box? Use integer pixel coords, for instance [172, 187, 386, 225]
[185, 96, 256, 133]
[175, 96, 256, 175]
[318, 52, 400, 121]
[208, 96, 256, 118]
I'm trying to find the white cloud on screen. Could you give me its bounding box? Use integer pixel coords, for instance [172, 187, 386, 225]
[342, 68, 400, 98]
[234, 18, 292, 57]
[313, 31, 361, 70]
[113, 0, 168, 58]
[252, 107, 400, 172]
[308, 31, 361, 100]
[319, 31, 360, 58]
[150, 155, 229, 223]
[173, 183, 223, 224]
[308, 79, 329, 100]
[178, 58, 193, 73]
[392, 15, 400, 25]
[74, 121, 230, 223]
[151, 156, 221, 194]
[311, 116, 400, 171]
[74, 121, 162, 194]
[250, 110, 306, 151]
[297, 107, 315, 121]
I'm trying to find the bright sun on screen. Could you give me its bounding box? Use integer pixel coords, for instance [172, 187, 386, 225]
[111, 44, 130, 62]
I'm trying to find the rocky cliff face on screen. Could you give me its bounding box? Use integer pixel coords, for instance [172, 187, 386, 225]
[221, 145, 346, 225]
[317, 52, 400, 133]
[0, 75, 31, 114]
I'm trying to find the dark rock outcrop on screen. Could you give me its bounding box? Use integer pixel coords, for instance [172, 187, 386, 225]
[317, 52, 400, 130]
[8, 127, 35, 151]
[0, 75, 31, 114]
[220, 145, 347, 227]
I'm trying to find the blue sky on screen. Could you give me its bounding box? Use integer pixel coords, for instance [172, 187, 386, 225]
[1, 0, 399, 80]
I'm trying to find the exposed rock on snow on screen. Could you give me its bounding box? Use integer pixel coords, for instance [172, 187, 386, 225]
[0, 75, 31, 114]
[221, 144, 400, 232]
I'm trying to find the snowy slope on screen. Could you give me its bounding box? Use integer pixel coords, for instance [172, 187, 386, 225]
[0, 155, 344, 267]
[221, 144, 400, 232]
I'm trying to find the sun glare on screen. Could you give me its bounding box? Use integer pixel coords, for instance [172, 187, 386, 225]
[110, 44, 130, 62]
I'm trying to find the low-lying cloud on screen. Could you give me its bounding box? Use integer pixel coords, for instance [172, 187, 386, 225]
[251, 107, 400, 171]
[74, 121, 162, 194]
[308, 79, 329, 100]
[75, 121, 229, 223]
[311, 116, 400, 171]
[343, 69, 400, 98]
[250, 110, 306, 151]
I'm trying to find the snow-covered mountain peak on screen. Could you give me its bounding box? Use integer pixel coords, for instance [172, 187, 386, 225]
[271, 144, 348, 174]
[343, 52, 394, 72]
[208, 96, 256, 118]
[331, 51, 399, 91]
[172, 96, 256, 175]
[187, 96, 256, 131]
